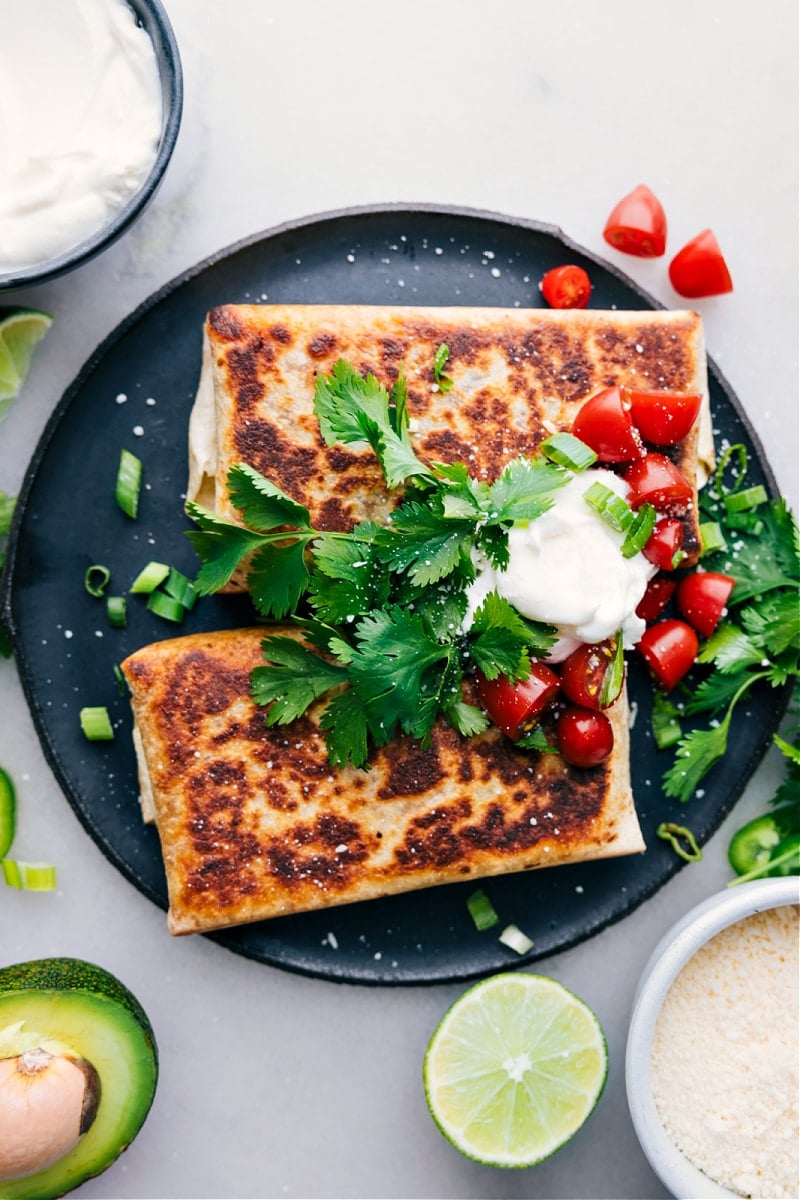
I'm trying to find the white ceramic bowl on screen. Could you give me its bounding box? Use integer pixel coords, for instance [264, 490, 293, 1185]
[625, 875, 800, 1200]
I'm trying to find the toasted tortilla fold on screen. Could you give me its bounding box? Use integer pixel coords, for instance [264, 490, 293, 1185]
[121, 628, 644, 935]
[188, 304, 713, 586]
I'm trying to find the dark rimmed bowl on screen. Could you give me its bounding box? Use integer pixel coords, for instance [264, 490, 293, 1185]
[0, 0, 183, 291]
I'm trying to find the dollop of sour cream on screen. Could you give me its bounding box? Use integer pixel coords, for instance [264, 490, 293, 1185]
[0, 0, 163, 272]
[466, 468, 656, 660]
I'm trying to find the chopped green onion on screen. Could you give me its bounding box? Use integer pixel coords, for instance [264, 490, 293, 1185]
[498, 923, 534, 955]
[163, 567, 198, 611]
[621, 503, 656, 558]
[699, 521, 727, 556]
[2, 860, 58, 891]
[656, 822, 702, 863]
[583, 481, 634, 532]
[723, 484, 768, 514]
[113, 664, 128, 695]
[147, 591, 187, 623]
[652, 692, 682, 749]
[79, 706, 114, 741]
[84, 564, 111, 598]
[0, 766, 16, 860]
[106, 595, 127, 627]
[725, 512, 764, 536]
[115, 449, 142, 519]
[598, 634, 625, 708]
[466, 887, 500, 931]
[130, 561, 170, 594]
[540, 433, 598, 471]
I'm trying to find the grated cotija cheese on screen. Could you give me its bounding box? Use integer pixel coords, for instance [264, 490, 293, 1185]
[651, 904, 799, 1199]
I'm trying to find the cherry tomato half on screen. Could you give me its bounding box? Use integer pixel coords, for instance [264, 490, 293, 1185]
[623, 453, 693, 512]
[675, 571, 736, 638]
[668, 229, 733, 298]
[602, 184, 667, 258]
[625, 388, 703, 446]
[636, 619, 699, 691]
[559, 640, 623, 710]
[571, 386, 644, 462]
[540, 264, 592, 309]
[556, 705, 614, 768]
[635, 576, 676, 624]
[475, 661, 560, 740]
[644, 517, 685, 571]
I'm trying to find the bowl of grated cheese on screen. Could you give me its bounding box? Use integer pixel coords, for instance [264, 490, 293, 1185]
[625, 876, 799, 1200]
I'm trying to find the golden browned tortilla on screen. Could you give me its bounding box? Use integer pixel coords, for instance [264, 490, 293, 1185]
[123, 303, 712, 935]
[188, 304, 713, 580]
[121, 628, 643, 935]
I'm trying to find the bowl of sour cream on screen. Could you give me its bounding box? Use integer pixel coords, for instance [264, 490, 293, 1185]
[625, 876, 799, 1200]
[0, 0, 182, 289]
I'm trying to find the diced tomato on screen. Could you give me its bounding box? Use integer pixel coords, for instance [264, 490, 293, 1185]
[559, 640, 623, 710]
[602, 184, 667, 258]
[636, 576, 676, 624]
[636, 619, 698, 690]
[540, 264, 592, 309]
[668, 229, 733, 298]
[556, 705, 614, 767]
[475, 660, 560, 740]
[623, 453, 693, 512]
[675, 571, 736, 637]
[644, 517, 685, 570]
[571, 386, 644, 463]
[625, 388, 703, 446]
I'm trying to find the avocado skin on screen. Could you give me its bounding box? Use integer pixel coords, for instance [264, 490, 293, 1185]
[0, 957, 158, 1200]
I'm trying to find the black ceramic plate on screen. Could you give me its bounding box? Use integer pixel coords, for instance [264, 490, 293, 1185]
[2, 205, 783, 985]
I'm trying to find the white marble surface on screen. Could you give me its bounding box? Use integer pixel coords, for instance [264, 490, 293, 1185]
[0, 2, 796, 1198]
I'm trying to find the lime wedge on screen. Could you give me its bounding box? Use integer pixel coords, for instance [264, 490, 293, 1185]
[423, 973, 608, 1168]
[0, 307, 53, 418]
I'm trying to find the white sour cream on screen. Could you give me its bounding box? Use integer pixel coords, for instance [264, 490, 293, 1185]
[466, 468, 656, 660]
[0, 0, 163, 272]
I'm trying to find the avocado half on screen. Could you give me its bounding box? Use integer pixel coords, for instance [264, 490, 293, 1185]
[0, 957, 158, 1199]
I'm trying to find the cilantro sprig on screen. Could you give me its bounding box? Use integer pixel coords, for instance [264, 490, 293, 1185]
[187, 358, 566, 767]
[662, 445, 800, 803]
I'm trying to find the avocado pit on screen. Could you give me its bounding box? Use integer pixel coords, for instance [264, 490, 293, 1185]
[0, 1044, 101, 1182]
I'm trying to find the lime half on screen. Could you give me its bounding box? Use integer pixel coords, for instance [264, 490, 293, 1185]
[423, 973, 608, 1168]
[0, 307, 53, 417]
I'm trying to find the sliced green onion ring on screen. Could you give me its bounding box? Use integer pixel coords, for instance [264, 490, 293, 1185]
[130, 561, 170, 594]
[113, 664, 128, 695]
[115, 448, 142, 519]
[106, 595, 128, 627]
[84, 564, 111, 598]
[725, 512, 764, 536]
[621, 503, 656, 558]
[466, 887, 500, 931]
[584, 481, 634, 532]
[541, 433, 598, 471]
[0, 766, 16, 860]
[147, 591, 187, 623]
[2, 860, 58, 890]
[656, 822, 702, 863]
[164, 567, 198, 610]
[652, 692, 682, 749]
[79, 706, 114, 741]
[723, 484, 768, 514]
[498, 923, 534, 955]
[699, 521, 727, 556]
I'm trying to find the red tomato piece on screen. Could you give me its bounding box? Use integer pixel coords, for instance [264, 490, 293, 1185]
[636, 576, 676, 624]
[602, 184, 667, 258]
[675, 571, 736, 637]
[636, 619, 699, 690]
[556, 705, 614, 768]
[571, 386, 644, 463]
[540, 264, 592, 309]
[625, 388, 703, 446]
[475, 660, 560, 740]
[559, 640, 622, 710]
[644, 517, 685, 570]
[623, 453, 693, 512]
[668, 229, 733, 298]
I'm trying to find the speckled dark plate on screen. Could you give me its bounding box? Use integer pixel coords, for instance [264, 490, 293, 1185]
[1, 205, 784, 985]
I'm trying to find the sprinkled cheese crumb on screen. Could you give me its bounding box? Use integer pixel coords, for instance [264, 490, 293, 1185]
[651, 904, 799, 1199]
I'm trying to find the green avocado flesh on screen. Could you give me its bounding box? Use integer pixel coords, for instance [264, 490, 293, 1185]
[0, 958, 158, 1200]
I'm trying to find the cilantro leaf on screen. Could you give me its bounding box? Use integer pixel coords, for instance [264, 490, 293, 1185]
[377, 501, 474, 586]
[319, 688, 371, 768]
[740, 591, 800, 656]
[251, 636, 346, 724]
[227, 462, 312, 532]
[433, 343, 454, 394]
[445, 699, 490, 738]
[486, 456, 568, 525]
[708, 498, 799, 600]
[468, 591, 539, 681]
[696, 622, 765, 674]
[185, 503, 269, 594]
[247, 540, 310, 618]
[308, 531, 389, 624]
[663, 719, 732, 803]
